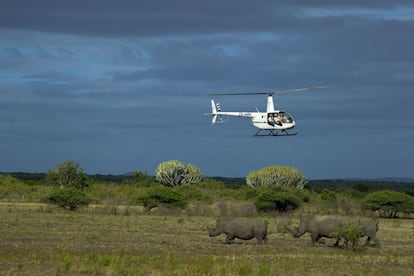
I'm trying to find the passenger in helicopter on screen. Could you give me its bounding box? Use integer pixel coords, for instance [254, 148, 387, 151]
[279, 112, 288, 124]
[268, 114, 275, 126]
[268, 113, 283, 126]
[273, 113, 283, 126]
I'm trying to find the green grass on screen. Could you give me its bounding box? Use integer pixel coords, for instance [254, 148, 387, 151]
[1, 203, 413, 275]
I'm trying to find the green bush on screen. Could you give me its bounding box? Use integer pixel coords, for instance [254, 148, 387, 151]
[320, 189, 337, 202]
[331, 221, 365, 251]
[176, 184, 213, 203]
[0, 174, 32, 201]
[136, 185, 188, 211]
[47, 187, 92, 211]
[195, 179, 226, 190]
[87, 183, 138, 205]
[336, 188, 366, 200]
[254, 186, 301, 212]
[227, 185, 257, 201]
[130, 171, 157, 187]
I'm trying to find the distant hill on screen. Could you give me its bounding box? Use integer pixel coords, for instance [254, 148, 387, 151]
[306, 179, 414, 196]
[339, 177, 414, 183]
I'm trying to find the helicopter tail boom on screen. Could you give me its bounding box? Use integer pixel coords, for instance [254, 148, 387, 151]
[206, 99, 255, 124]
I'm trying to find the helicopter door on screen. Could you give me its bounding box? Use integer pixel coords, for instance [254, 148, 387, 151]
[267, 112, 283, 126]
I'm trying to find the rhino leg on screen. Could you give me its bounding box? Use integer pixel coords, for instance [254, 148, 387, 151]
[365, 236, 381, 248]
[225, 234, 235, 244]
[256, 235, 267, 244]
[343, 239, 349, 246]
[310, 233, 320, 245]
[364, 236, 371, 246]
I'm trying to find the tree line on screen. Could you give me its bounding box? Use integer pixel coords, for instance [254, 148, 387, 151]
[1, 160, 413, 217]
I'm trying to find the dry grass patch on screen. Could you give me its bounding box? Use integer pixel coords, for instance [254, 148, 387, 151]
[0, 203, 413, 275]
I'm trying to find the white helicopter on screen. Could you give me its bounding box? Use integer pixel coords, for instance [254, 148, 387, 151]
[206, 85, 330, 136]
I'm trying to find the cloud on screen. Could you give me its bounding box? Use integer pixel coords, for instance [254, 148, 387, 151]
[1, 1, 412, 36]
[0, 1, 413, 177]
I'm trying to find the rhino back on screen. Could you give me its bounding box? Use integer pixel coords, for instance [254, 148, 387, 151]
[352, 217, 378, 236]
[223, 219, 266, 239]
[317, 216, 342, 236]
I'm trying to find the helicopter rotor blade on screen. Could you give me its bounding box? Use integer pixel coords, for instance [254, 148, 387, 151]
[209, 85, 331, 96]
[209, 92, 269, 96]
[268, 85, 331, 95]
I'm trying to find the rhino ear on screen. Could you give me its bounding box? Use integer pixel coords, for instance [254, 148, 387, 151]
[215, 217, 220, 223]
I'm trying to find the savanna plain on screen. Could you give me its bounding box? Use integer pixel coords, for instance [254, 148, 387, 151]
[1, 203, 413, 276]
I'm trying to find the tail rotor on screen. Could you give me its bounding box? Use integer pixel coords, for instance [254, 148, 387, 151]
[205, 99, 226, 124]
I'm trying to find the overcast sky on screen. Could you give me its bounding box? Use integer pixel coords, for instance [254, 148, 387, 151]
[1, 1, 414, 179]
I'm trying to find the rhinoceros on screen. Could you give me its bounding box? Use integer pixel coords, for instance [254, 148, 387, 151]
[286, 214, 380, 247]
[208, 217, 268, 244]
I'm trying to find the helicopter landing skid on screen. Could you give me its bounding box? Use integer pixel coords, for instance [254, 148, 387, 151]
[254, 129, 298, 137]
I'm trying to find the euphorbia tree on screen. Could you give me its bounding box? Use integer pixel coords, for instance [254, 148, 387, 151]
[155, 160, 203, 187]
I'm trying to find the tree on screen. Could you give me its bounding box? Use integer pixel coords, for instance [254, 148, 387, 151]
[246, 166, 307, 189]
[46, 160, 92, 190]
[155, 160, 203, 187]
[362, 190, 414, 218]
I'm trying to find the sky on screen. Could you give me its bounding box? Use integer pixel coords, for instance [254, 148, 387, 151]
[1, 1, 414, 179]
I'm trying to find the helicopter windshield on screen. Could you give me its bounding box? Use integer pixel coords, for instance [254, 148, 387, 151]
[267, 111, 294, 126]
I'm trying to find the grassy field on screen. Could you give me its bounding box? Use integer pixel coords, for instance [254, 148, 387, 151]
[1, 203, 413, 275]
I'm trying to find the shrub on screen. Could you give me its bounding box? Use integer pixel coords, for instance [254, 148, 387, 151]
[331, 221, 365, 251]
[47, 187, 91, 211]
[254, 186, 301, 212]
[136, 185, 188, 211]
[175, 184, 213, 203]
[320, 189, 337, 202]
[131, 171, 157, 187]
[0, 174, 32, 201]
[87, 183, 138, 206]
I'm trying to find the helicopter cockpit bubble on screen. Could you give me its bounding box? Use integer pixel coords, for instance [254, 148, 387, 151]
[283, 111, 295, 123]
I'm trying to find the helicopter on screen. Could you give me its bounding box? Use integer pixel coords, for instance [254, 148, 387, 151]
[206, 85, 330, 136]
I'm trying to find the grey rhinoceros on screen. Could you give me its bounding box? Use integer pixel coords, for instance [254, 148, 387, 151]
[208, 217, 268, 244]
[286, 214, 380, 247]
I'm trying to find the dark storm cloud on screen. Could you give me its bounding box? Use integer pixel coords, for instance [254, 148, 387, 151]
[1, 1, 414, 177]
[1, 1, 413, 36]
[0, 1, 289, 36]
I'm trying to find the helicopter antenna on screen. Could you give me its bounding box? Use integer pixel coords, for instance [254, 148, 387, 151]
[209, 85, 331, 96]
